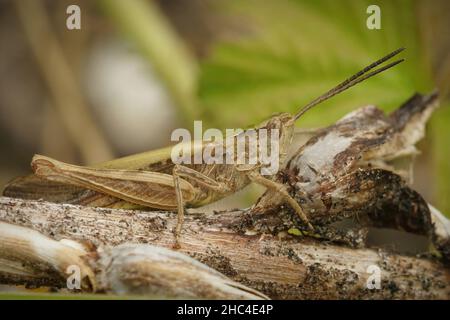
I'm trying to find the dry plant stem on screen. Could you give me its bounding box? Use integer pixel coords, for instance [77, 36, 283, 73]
[0, 221, 95, 290]
[0, 197, 449, 299]
[97, 244, 268, 299]
[14, 0, 113, 163]
[0, 222, 267, 299]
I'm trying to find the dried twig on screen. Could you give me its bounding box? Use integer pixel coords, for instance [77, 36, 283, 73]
[0, 221, 267, 299]
[0, 197, 448, 299]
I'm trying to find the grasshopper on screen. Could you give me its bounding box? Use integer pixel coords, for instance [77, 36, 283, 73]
[4, 48, 405, 247]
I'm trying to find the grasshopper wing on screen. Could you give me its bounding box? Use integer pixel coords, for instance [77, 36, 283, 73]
[2, 174, 138, 208]
[30, 155, 195, 210]
[3, 174, 87, 202]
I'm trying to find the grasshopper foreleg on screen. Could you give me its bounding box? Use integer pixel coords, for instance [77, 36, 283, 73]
[247, 171, 314, 231]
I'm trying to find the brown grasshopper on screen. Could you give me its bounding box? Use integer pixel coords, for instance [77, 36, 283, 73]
[3, 48, 405, 247]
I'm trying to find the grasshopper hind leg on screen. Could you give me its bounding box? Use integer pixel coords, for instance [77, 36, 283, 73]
[171, 164, 232, 248]
[172, 167, 184, 249]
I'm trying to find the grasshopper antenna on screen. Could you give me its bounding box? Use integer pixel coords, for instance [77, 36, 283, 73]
[293, 47, 405, 121]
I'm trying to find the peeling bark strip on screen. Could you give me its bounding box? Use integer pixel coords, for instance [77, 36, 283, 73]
[0, 197, 449, 299]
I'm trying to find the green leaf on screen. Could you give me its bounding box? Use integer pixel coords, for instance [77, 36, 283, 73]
[198, 0, 433, 129]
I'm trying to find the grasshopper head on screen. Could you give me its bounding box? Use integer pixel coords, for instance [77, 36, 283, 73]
[255, 113, 296, 168]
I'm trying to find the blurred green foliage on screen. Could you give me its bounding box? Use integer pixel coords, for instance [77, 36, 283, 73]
[199, 0, 433, 129]
[98, 0, 199, 123]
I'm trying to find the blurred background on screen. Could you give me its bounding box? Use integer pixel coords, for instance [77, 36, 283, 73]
[0, 0, 449, 215]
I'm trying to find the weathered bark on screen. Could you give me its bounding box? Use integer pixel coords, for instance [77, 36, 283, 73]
[0, 196, 449, 299]
[0, 222, 268, 299]
[256, 92, 440, 237]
